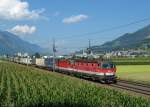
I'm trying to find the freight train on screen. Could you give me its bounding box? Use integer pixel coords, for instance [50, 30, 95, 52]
[10, 57, 117, 83]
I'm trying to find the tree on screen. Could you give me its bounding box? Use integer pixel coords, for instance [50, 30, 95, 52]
[34, 52, 41, 58]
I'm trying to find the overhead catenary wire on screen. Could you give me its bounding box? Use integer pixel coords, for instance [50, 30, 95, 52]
[53, 17, 150, 53]
[56, 17, 150, 40]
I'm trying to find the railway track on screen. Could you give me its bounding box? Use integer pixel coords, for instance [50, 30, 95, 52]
[110, 79, 150, 96]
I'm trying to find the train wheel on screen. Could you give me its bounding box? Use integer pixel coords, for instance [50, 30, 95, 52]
[91, 77, 96, 81]
[100, 80, 105, 84]
[113, 80, 117, 84]
[105, 80, 110, 84]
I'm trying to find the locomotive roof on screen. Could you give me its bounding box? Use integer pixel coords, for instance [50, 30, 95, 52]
[71, 59, 112, 63]
[76, 60, 98, 63]
[57, 58, 113, 64]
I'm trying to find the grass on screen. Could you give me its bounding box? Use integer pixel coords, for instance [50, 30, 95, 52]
[117, 65, 150, 84]
[0, 61, 150, 107]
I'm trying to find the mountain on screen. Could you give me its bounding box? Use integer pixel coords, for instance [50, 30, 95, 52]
[90, 25, 150, 53]
[0, 31, 46, 55]
[135, 38, 150, 49]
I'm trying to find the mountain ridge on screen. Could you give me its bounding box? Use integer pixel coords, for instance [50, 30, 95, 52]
[0, 31, 46, 55]
[89, 25, 150, 53]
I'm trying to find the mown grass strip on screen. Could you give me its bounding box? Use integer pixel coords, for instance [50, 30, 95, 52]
[117, 65, 150, 85]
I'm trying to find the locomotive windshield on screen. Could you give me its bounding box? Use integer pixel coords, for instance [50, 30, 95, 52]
[101, 63, 116, 69]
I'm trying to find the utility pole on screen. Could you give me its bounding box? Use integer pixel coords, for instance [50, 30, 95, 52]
[88, 39, 91, 55]
[27, 56, 28, 67]
[26, 56, 29, 71]
[89, 39, 91, 51]
[52, 38, 56, 72]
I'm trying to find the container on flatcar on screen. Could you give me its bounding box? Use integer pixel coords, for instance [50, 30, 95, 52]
[20, 57, 32, 64]
[33, 58, 54, 68]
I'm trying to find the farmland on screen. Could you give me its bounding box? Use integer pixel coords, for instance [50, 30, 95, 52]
[112, 57, 150, 84]
[0, 61, 150, 107]
[117, 65, 150, 84]
[111, 57, 150, 65]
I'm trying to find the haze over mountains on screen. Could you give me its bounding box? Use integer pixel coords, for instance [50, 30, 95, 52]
[0, 31, 46, 55]
[0, 24, 150, 55]
[90, 25, 150, 53]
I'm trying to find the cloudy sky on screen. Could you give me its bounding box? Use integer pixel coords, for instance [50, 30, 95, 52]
[0, 0, 150, 54]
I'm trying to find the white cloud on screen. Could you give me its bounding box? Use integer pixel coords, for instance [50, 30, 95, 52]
[10, 25, 36, 35]
[0, 0, 44, 20]
[62, 14, 88, 24]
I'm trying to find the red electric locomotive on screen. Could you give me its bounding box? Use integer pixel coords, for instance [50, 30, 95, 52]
[56, 59, 117, 83]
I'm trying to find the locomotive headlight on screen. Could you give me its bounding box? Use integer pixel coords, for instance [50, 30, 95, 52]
[105, 72, 114, 76]
[96, 73, 104, 76]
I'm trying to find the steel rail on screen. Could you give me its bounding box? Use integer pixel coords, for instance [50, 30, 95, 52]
[110, 80, 150, 96]
[117, 79, 150, 88]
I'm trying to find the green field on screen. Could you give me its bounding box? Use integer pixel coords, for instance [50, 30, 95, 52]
[117, 65, 150, 84]
[0, 61, 150, 107]
[111, 57, 150, 65]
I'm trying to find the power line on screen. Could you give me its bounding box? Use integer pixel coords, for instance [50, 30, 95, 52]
[54, 33, 120, 51]
[56, 17, 150, 40]
[54, 17, 150, 53]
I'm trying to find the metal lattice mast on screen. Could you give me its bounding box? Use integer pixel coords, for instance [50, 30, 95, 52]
[88, 39, 91, 55]
[52, 38, 56, 72]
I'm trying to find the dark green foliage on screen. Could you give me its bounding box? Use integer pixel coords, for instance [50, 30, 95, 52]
[34, 52, 41, 58]
[114, 61, 150, 65]
[111, 57, 150, 65]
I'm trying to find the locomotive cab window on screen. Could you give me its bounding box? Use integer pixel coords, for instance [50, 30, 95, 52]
[101, 63, 116, 69]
